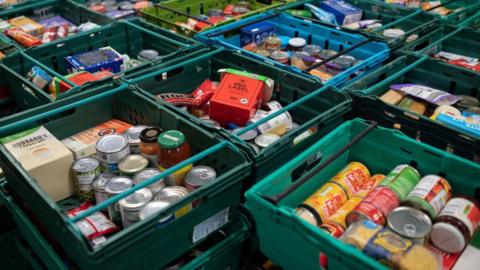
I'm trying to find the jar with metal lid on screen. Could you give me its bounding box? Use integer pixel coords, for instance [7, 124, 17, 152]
[288, 37, 306, 52]
[93, 173, 116, 206]
[140, 127, 162, 166]
[96, 134, 131, 173]
[104, 176, 133, 224]
[133, 168, 166, 195]
[302, 45, 321, 58]
[318, 49, 337, 60]
[270, 51, 289, 65]
[431, 197, 480, 253]
[157, 130, 192, 186]
[124, 125, 147, 154]
[154, 186, 192, 218]
[264, 36, 281, 53]
[119, 188, 152, 228]
[118, 154, 149, 177]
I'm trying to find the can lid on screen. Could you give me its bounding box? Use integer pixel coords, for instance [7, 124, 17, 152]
[105, 176, 133, 194]
[96, 134, 129, 154]
[270, 51, 289, 61]
[93, 173, 116, 189]
[133, 168, 163, 185]
[125, 125, 148, 144]
[185, 166, 217, 187]
[382, 28, 406, 38]
[154, 186, 189, 203]
[431, 222, 466, 253]
[140, 127, 162, 143]
[233, 127, 258, 141]
[255, 133, 280, 148]
[73, 157, 99, 173]
[139, 201, 171, 220]
[289, 37, 306, 48]
[157, 130, 186, 149]
[387, 206, 432, 239]
[119, 188, 152, 209]
[334, 55, 356, 68]
[138, 50, 159, 61]
[118, 155, 149, 174]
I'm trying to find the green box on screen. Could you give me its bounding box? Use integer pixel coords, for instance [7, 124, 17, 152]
[278, 0, 438, 50]
[245, 118, 480, 270]
[0, 0, 113, 49]
[128, 47, 351, 183]
[141, 0, 288, 37]
[344, 54, 480, 155]
[0, 87, 251, 270]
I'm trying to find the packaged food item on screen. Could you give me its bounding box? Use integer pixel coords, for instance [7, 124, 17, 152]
[185, 166, 216, 191]
[398, 96, 428, 115]
[5, 29, 42, 47]
[93, 173, 116, 206]
[119, 188, 152, 227]
[96, 134, 131, 173]
[264, 36, 281, 52]
[288, 37, 306, 52]
[26, 66, 52, 90]
[341, 220, 440, 270]
[254, 133, 280, 148]
[62, 119, 132, 159]
[431, 106, 462, 120]
[139, 127, 161, 166]
[218, 68, 274, 103]
[104, 176, 133, 224]
[304, 3, 337, 24]
[379, 164, 421, 200]
[73, 157, 101, 202]
[138, 201, 174, 225]
[0, 126, 74, 201]
[8, 16, 44, 35]
[344, 19, 381, 30]
[67, 203, 120, 240]
[154, 186, 191, 218]
[65, 46, 124, 74]
[240, 21, 275, 47]
[451, 231, 480, 270]
[118, 154, 149, 177]
[78, 22, 100, 32]
[124, 126, 147, 154]
[249, 101, 293, 136]
[157, 130, 192, 186]
[329, 161, 370, 197]
[319, 0, 363, 25]
[133, 168, 166, 195]
[431, 197, 480, 253]
[381, 89, 406, 105]
[37, 16, 74, 29]
[387, 206, 432, 245]
[390, 84, 461, 106]
[435, 112, 480, 138]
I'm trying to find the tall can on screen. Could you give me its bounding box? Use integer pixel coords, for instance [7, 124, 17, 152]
[133, 168, 166, 196]
[379, 164, 420, 200]
[93, 173, 116, 206]
[96, 134, 131, 173]
[329, 161, 371, 197]
[124, 125, 147, 154]
[347, 186, 400, 226]
[104, 176, 133, 224]
[139, 201, 175, 226]
[403, 175, 452, 219]
[119, 188, 152, 228]
[154, 186, 191, 218]
[72, 157, 100, 202]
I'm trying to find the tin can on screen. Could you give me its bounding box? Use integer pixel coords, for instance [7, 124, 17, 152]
[139, 201, 175, 225]
[255, 133, 280, 148]
[431, 197, 480, 253]
[154, 186, 192, 218]
[93, 173, 116, 206]
[185, 166, 217, 191]
[72, 157, 100, 202]
[329, 161, 371, 197]
[387, 206, 432, 245]
[320, 222, 345, 238]
[288, 37, 306, 51]
[208, 9, 223, 17]
[455, 95, 479, 111]
[264, 36, 281, 52]
[333, 55, 356, 69]
[319, 49, 337, 60]
[303, 45, 321, 58]
[251, 101, 293, 136]
[347, 186, 400, 226]
[379, 164, 420, 200]
[124, 125, 147, 154]
[104, 176, 133, 224]
[232, 6, 249, 16]
[133, 168, 166, 195]
[297, 182, 348, 226]
[96, 134, 131, 173]
[382, 28, 406, 39]
[404, 175, 452, 219]
[118, 154, 149, 177]
[119, 188, 152, 228]
[270, 51, 289, 64]
[232, 127, 258, 141]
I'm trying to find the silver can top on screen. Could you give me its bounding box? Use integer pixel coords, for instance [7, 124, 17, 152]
[96, 134, 129, 154]
[232, 127, 258, 141]
[104, 176, 133, 194]
[138, 201, 172, 220]
[387, 206, 432, 239]
[118, 155, 149, 174]
[125, 125, 148, 145]
[255, 133, 280, 148]
[119, 188, 152, 209]
[185, 166, 217, 188]
[154, 186, 189, 203]
[92, 173, 116, 190]
[133, 168, 164, 185]
[72, 157, 100, 173]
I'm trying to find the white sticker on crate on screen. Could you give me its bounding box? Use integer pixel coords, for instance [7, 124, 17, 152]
[192, 207, 230, 243]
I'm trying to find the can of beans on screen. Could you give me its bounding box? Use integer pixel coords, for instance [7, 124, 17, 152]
[403, 175, 452, 219]
[297, 182, 348, 226]
[119, 188, 152, 228]
[104, 176, 133, 224]
[329, 161, 371, 197]
[96, 134, 131, 173]
[93, 173, 116, 206]
[270, 51, 289, 64]
[347, 186, 400, 226]
[387, 206, 432, 245]
[72, 157, 100, 202]
[379, 164, 420, 200]
[154, 186, 191, 218]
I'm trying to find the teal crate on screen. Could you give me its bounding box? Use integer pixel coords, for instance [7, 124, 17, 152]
[0, 229, 32, 270]
[0, 86, 251, 269]
[245, 118, 480, 270]
[344, 54, 480, 149]
[459, 10, 480, 28]
[276, 0, 439, 50]
[127, 47, 351, 183]
[382, 0, 480, 25]
[0, 0, 34, 11]
[0, 0, 113, 49]
[1, 20, 202, 102]
[0, 35, 18, 58]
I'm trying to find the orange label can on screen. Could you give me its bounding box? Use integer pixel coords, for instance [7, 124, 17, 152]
[329, 161, 371, 197]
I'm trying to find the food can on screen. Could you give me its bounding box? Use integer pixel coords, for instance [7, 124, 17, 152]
[72, 157, 100, 202]
[133, 168, 166, 195]
[379, 164, 420, 200]
[104, 176, 133, 224]
[319, 49, 337, 60]
[207, 9, 223, 17]
[288, 37, 306, 51]
[139, 201, 175, 225]
[248, 142, 260, 154]
[255, 133, 280, 148]
[124, 125, 147, 154]
[431, 197, 480, 253]
[270, 51, 289, 64]
[328, 161, 371, 197]
[297, 182, 348, 226]
[154, 186, 192, 218]
[264, 36, 281, 52]
[333, 55, 356, 69]
[137, 50, 159, 61]
[251, 102, 293, 136]
[347, 186, 400, 226]
[387, 206, 432, 245]
[320, 222, 345, 238]
[185, 166, 217, 191]
[303, 45, 321, 57]
[119, 188, 152, 228]
[118, 154, 149, 177]
[93, 173, 116, 206]
[96, 134, 130, 172]
[382, 28, 406, 39]
[232, 6, 249, 16]
[404, 175, 452, 219]
[232, 127, 258, 141]
[455, 95, 479, 110]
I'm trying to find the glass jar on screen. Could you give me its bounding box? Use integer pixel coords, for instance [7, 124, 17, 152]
[140, 127, 162, 166]
[157, 130, 192, 186]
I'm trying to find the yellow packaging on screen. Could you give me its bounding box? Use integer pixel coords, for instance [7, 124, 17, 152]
[8, 16, 44, 36]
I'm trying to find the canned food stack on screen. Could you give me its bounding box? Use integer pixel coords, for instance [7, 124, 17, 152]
[86, 0, 153, 19]
[296, 161, 480, 270]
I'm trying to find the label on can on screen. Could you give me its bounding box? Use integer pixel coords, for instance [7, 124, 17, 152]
[300, 182, 348, 223]
[75, 167, 100, 192]
[350, 187, 400, 226]
[95, 190, 109, 205]
[380, 165, 420, 200]
[122, 208, 141, 227]
[327, 196, 363, 229]
[330, 162, 370, 197]
[438, 198, 480, 236]
[405, 175, 452, 218]
[363, 226, 414, 265]
[193, 207, 229, 243]
[101, 162, 119, 173]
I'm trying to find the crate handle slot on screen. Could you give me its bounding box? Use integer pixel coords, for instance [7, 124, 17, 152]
[418, 26, 464, 54]
[261, 121, 378, 205]
[154, 3, 213, 25]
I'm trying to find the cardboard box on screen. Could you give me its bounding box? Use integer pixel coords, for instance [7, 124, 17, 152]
[0, 126, 74, 201]
[320, 1, 363, 26]
[240, 21, 275, 47]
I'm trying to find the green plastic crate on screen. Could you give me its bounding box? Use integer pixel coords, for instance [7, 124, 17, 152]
[141, 0, 289, 37]
[0, 86, 251, 269]
[459, 10, 480, 28]
[0, 35, 18, 58]
[1, 20, 202, 101]
[344, 54, 480, 150]
[0, 229, 32, 270]
[127, 47, 351, 183]
[0, 0, 33, 11]
[0, 0, 113, 49]
[382, 0, 480, 24]
[245, 118, 480, 270]
[277, 0, 439, 49]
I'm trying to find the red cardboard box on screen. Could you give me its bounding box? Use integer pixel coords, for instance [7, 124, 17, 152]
[209, 73, 264, 126]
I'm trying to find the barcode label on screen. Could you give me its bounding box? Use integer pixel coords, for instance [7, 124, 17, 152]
[192, 208, 230, 243]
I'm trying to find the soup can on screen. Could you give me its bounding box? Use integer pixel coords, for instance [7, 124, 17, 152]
[379, 164, 420, 200]
[124, 125, 147, 154]
[329, 161, 371, 197]
[347, 186, 400, 226]
[93, 173, 116, 206]
[72, 157, 100, 202]
[119, 188, 152, 228]
[154, 186, 191, 218]
[387, 206, 432, 245]
[118, 154, 149, 177]
[96, 134, 131, 173]
[139, 201, 175, 226]
[404, 175, 452, 219]
[104, 176, 133, 224]
[133, 168, 166, 195]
